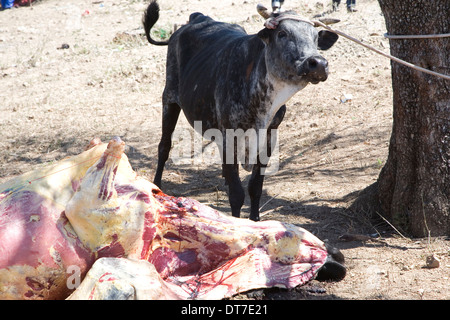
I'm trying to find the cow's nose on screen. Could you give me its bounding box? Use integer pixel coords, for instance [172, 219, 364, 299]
[303, 56, 329, 83]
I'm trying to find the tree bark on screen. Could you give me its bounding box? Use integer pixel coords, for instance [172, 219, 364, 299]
[376, 0, 450, 237]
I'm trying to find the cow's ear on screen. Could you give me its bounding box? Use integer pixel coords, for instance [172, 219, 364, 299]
[318, 30, 338, 50]
[258, 28, 270, 44]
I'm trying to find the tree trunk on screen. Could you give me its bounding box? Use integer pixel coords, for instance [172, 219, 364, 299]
[376, 0, 450, 237]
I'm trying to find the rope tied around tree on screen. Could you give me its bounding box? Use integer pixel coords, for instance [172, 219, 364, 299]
[384, 32, 450, 40]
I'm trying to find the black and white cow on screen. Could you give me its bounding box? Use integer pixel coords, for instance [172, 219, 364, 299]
[143, 0, 338, 221]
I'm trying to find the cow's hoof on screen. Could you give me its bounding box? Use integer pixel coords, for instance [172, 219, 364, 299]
[316, 245, 346, 282]
[316, 260, 346, 282]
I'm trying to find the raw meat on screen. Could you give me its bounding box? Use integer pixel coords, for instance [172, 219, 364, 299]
[0, 138, 107, 299]
[66, 137, 344, 299]
[0, 137, 345, 300]
[67, 257, 181, 300]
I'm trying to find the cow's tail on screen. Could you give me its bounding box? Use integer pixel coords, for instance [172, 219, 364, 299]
[143, 0, 170, 46]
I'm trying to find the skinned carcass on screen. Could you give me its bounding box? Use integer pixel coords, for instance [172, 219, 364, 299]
[1, 137, 345, 300]
[66, 137, 345, 299]
[0, 138, 106, 299]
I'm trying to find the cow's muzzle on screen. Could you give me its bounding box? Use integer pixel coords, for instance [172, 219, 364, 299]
[299, 56, 329, 84]
[316, 244, 346, 282]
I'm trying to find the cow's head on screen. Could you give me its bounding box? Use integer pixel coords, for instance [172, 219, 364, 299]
[257, 6, 338, 85]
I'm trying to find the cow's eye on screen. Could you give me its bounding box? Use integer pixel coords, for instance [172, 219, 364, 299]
[278, 30, 287, 39]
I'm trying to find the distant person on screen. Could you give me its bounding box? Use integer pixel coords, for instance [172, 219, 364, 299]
[332, 0, 357, 12]
[1, 0, 35, 9]
[1, 0, 15, 10]
[346, 0, 357, 12]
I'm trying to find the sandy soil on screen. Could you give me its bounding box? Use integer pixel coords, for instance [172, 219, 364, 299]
[0, 0, 448, 299]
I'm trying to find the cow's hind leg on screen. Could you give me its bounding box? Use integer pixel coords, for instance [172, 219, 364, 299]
[154, 103, 181, 187]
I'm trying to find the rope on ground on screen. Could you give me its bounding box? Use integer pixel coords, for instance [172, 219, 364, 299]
[312, 20, 450, 81]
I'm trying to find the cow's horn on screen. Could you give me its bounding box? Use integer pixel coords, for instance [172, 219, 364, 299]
[257, 4, 271, 19]
[314, 17, 340, 27]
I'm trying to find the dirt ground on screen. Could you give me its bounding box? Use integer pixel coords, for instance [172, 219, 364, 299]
[0, 0, 448, 300]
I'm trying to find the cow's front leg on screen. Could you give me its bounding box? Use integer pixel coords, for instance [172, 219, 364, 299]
[222, 163, 245, 218]
[248, 104, 286, 221]
[248, 164, 265, 221]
